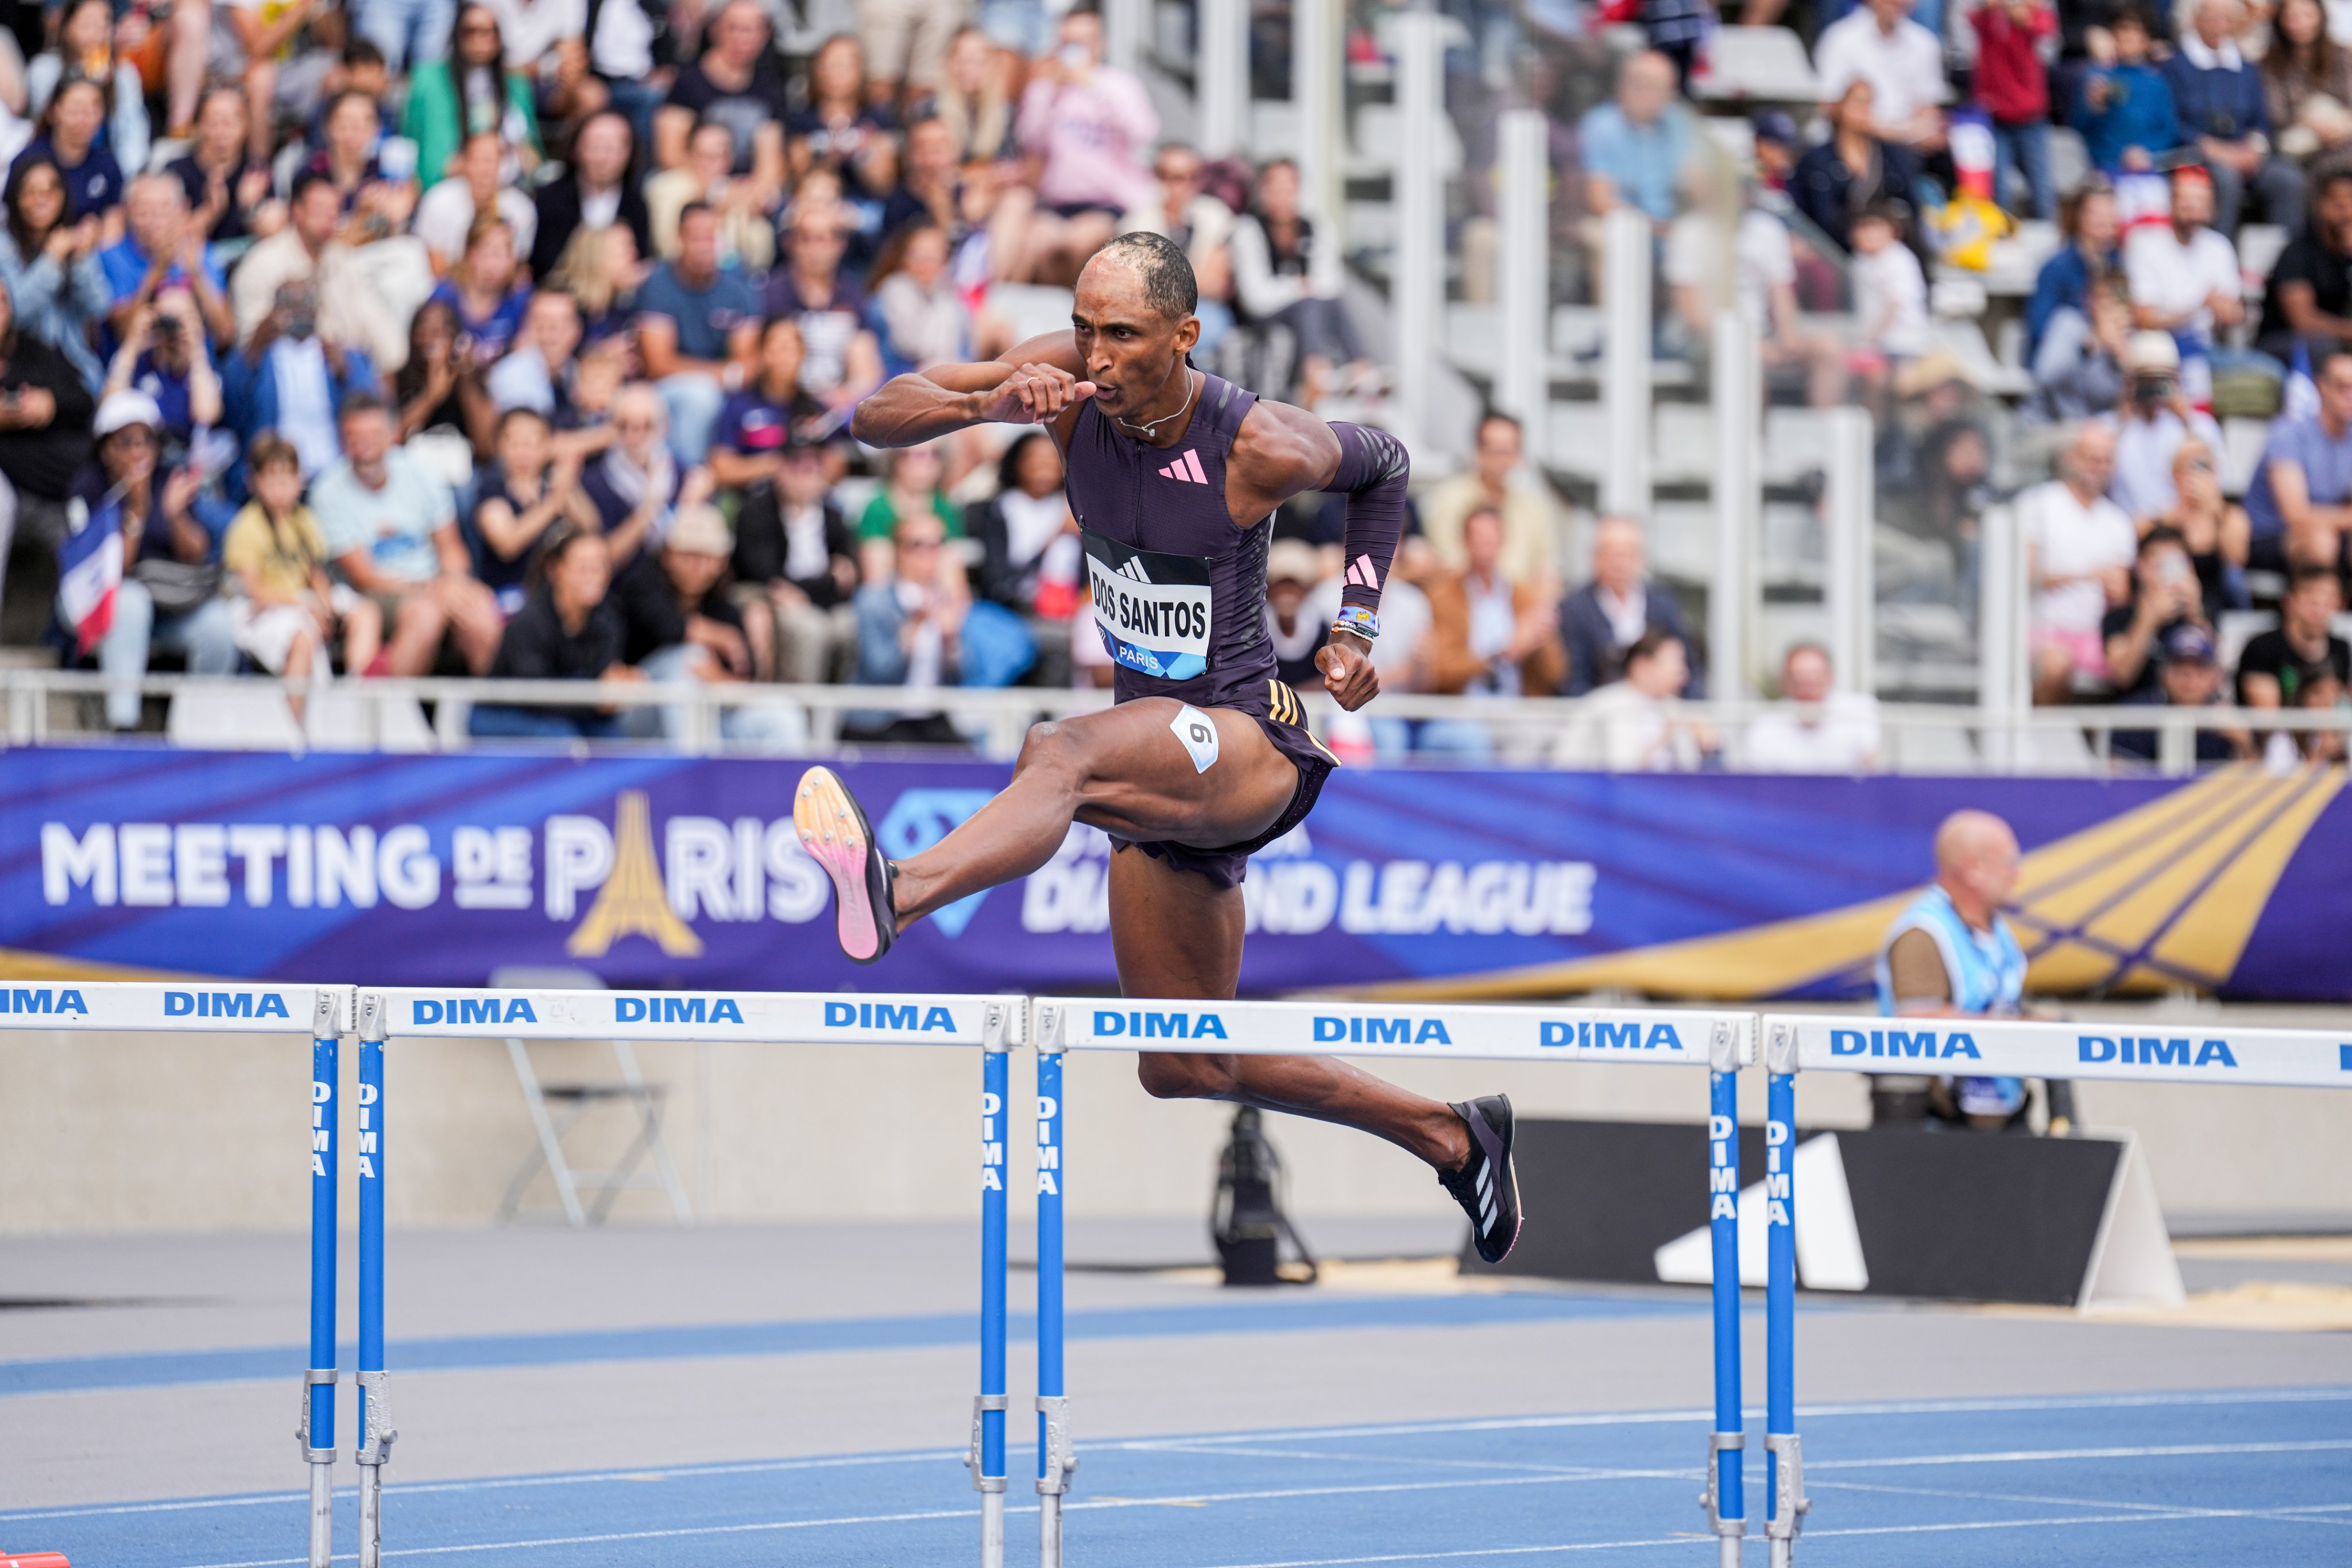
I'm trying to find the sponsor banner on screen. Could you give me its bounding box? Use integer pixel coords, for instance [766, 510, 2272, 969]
[377, 987, 1015, 1047]
[4, 750, 2349, 1000]
[0, 979, 326, 1033]
[1042, 997, 1749, 1066]
[1782, 1015, 2352, 1089]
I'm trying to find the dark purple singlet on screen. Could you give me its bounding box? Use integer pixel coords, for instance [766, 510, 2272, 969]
[1061, 370, 1336, 887]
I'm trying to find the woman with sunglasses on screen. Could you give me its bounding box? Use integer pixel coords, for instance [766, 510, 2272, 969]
[2153, 437, 2253, 619]
[401, 2, 543, 191]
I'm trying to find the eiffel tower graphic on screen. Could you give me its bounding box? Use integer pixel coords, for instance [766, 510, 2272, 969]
[566, 790, 704, 958]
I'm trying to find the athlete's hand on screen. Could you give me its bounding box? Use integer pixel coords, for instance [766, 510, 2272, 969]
[1317, 632, 1380, 711]
[973, 362, 1096, 425]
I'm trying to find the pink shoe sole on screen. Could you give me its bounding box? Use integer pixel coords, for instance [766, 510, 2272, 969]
[794, 765, 889, 963]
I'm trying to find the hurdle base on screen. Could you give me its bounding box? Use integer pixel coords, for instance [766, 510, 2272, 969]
[305, 1459, 334, 1568]
[1039, 1493, 1063, 1568]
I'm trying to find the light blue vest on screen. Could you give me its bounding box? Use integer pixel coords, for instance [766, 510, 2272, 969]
[1874, 885, 2026, 1017]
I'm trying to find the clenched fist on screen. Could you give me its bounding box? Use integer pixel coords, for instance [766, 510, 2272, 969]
[974, 362, 1097, 426]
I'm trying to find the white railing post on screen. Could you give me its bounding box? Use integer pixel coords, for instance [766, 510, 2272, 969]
[1823, 406, 1875, 696]
[1292, 0, 1342, 237]
[1708, 308, 1758, 699]
[1196, 0, 1248, 156]
[1977, 502, 2029, 767]
[1601, 206, 1651, 518]
[1391, 9, 1444, 450]
[1496, 108, 1549, 465]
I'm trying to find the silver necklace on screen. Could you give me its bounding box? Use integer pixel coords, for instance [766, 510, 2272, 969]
[1116, 366, 1198, 441]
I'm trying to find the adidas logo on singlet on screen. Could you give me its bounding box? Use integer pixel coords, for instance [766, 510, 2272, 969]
[1157, 450, 1208, 484]
[1116, 559, 1152, 582]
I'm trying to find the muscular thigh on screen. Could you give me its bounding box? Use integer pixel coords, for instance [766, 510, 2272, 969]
[1107, 842, 1243, 999]
[1059, 699, 1298, 849]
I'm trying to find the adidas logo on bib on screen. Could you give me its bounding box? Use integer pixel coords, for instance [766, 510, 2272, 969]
[1157, 451, 1208, 484]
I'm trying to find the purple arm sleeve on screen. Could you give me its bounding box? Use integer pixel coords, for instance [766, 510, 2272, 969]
[1326, 420, 1409, 611]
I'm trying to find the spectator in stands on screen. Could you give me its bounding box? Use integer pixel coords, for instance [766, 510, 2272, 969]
[1813, 0, 1948, 153]
[732, 435, 858, 683]
[299, 89, 396, 215]
[882, 113, 971, 245]
[2237, 563, 2349, 706]
[1124, 142, 1237, 353]
[1560, 514, 1697, 695]
[612, 500, 786, 741]
[1262, 539, 1327, 690]
[401, 3, 540, 189]
[2028, 280, 2133, 422]
[1850, 201, 1932, 371]
[2244, 345, 2352, 569]
[313, 390, 501, 676]
[224, 280, 379, 480]
[0, 272, 98, 544]
[0, 155, 110, 392]
[648, 119, 777, 270]
[1744, 642, 1882, 772]
[2256, 167, 2352, 363]
[485, 288, 583, 420]
[231, 173, 405, 378]
[655, 0, 787, 189]
[2024, 421, 2138, 703]
[2168, 0, 2304, 235]
[81, 389, 235, 729]
[582, 383, 690, 563]
[350, 0, 455, 74]
[969, 430, 1080, 617]
[2028, 181, 2121, 362]
[1792, 80, 1918, 254]
[2126, 166, 2243, 353]
[2108, 331, 2224, 521]
[2074, 7, 2179, 173]
[2152, 437, 2252, 615]
[393, 296, 485, 451]
[1559, 629, 1714, 770]
[709, 315, 828, 498]
[105, 289, 223, 469]
[20, 78, 125, 229]
[871, 221, 973, 371]
[636, 202, 759, 463]
[2266, 663, 2348, 765]
[1665, 164, 1847, 407]
[414, 130, 536, 272]
[765, 206, 883, 416]
[222, 433, 381, 711]
[550, 222, 644, 343]
[1970, 0, 2058, 220]
[1007, 11, 1155, 285]
[470, 520, 634, 738]
[849, 507, 969, 744]
[32, 0, 148, 186]
[857, 438, 960, 557]
[2102, 525, 2213, 698]
[1231, 158, 1375, 409]
[169, 86, 276, 248]
[2265, 0, 2352, 177]
[787, 35, 895, 203]
[469, 405, 595, 616]
[1421, 412, 1557, 587]
[100, 175, 234, 354]
[931, 25, 1013, 163]
[1577, 50, 1692, 230]
[530, 111, 649, 284]
[1425, 505, 1566, 698]
[2111, 623, 2245, 763]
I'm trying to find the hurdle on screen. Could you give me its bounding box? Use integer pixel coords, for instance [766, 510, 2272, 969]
[1756, 1011, 2352, 1567]
[1031, 995, 1760, 1568]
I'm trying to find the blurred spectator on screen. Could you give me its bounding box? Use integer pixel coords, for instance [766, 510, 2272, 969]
[881, 113, 972, 243]
[850, 506, 969, 743]
[2074, 8, 2179, 174]
[415, 130, 537, 270]
[1231, 158, 1374, 408]
[0, 155, 110, 391]
[1425, 506, 1565, 697]
[2243, 345, 2352, 570]
[764, 206, 882, 416]
[429, 215, 531, 369]
[351, 0, 457, 74]
[648, 118, 777, 270]
[20, 78, 125, 227]
[1559, 629, 1713, 770]
[548, 222, 644, 342]
[486, 288, 584, 419]
[930, 25, 1012, 162]
[2111, 622, 2246, 762]
[872, 220, 972, 370]
[580, 0, 665, 152]
[531, 111, 650, 283]
[612, 500, 792, 741]
[733, 435, 857, 682]
[857, 439, 960, 567]
[656, 0, 787, 192]
[1792, 80, 1918, 254]
[469, 405, 596, 615]
[2108, 331, 2223, 521]
[1968, 0, 2057, 219]
[2101, 525, 2212, 697]
[401, 3, 541, 189]
[393, 296, 486, 451]
[2023, 421, 2137, 703]
[582, 382, 688, 563]
[80, 389, 234, 730]
[1851, 202, 1931, 363]
[2125, 167, 2243, 353]
[857, 0, 959, 110]
[2168, 0, 2303, 235]
[31, 0, 149, 184]
[1421, 412, 1557, 586]
[969, 429, 1080, 615]
[105, 291, 225, 467]
[1814, 0, 1948, 152]
[1577, 51, 1692, 229]
[1261, 536, 1327, 689]
[1744, 642, 1883, 772]
[224, 280, 380, 479]
[1007, 11, 1154, 285]
[168, 86, 277, 248]
[312, 390, 501, 676]
[300, 90, 398, 216]
[636, 202, 759, 462]
[2026, 182, 2120, 362]
[223, 432, 382, 711]
[2261, 0, 2352, 183]
[232, 172, 406, 378]
[710, 315, 828, 496]
[2256, 168, 2352, 363]
[471, 521, 634, 738]
[788, 35, 896, 201]
[1751, 112, 1801, 194]
[2237, 563, 2349, 706]
[1665, 165, 1846, 407]
[2153, 436, 2252, 615]
[2265, 664, 2349, 766]
[101, 176, 235, 354]
[1124, 141, 1236, 352]
[1559, 514, 1698, 695]
[2028, 281, 2132, 422]
[0, 273, 98, 524]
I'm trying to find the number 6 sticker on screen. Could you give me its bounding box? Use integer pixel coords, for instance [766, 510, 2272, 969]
[1169, 704, 1220, 773]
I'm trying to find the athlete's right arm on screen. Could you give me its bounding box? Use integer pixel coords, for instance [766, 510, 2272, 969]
[849, 331, 1096, 447]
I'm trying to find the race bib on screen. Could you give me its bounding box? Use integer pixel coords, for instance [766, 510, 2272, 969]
[1083, 530, 1211, 682]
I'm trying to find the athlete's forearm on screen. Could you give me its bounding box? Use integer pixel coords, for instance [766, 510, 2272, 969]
[850, 365, 1012, 447]
[1326, 421, 1409, 612]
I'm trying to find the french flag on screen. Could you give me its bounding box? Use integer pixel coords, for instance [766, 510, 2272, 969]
[56, 492, 122, 655]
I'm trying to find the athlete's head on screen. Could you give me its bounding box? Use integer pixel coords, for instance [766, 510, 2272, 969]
[1073, 231, 1200, 418]
[1933, 809, 2021, 914]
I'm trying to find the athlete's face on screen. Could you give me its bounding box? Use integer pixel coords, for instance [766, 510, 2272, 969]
[1070, 258, 1199, 419]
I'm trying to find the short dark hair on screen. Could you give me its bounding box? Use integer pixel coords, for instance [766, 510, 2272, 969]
[1093, 230, 1197, 320]
[2113, 5, 2153, 31]
[496, 405, 551, 439]
[2287, 562, 2343, 597]
[2317, 346, 2352, 381]
[291, 169, 338, 207]
[2321, 169, 2352, 201]
[326, 87, 380, 124]
[2140, 524, 2188, 556]
[247, 432, 300, 475]
[678, 200, 717, 230]
[1477, 411, 1522, 442]
[1625, 628, 1684, 669]
[338, 389, 389, 423]
[343, 38, 386, 68]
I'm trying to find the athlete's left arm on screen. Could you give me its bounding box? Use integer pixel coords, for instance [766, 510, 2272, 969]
[1229, 402, 1409, 713]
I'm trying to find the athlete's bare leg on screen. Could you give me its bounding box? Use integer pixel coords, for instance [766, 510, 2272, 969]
[1107, 846, 1472, 1170]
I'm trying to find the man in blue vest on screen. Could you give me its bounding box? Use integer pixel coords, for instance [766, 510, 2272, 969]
[1874, 809, 2074, 1132]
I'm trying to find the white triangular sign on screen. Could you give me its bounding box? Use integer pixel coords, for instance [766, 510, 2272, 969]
[1653, 1133, 1869, 1291]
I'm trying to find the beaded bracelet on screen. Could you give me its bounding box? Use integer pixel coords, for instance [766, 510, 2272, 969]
[1330, 605, 1380, 642]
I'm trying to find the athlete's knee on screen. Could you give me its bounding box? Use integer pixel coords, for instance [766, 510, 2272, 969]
[1016, 718, 1094, 784]
[1136, 1051, 1233, 1101]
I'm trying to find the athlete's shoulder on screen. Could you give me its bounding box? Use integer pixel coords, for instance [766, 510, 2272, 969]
[1230, 394, 1343, 497]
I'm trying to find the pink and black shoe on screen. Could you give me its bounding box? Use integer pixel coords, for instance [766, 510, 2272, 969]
[794, 765, 898, 964]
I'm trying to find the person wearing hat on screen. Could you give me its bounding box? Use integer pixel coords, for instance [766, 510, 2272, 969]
[1261, 536, 1329, 691]
[732, 433, 860, 684]
[78, 386, 237, 730]
[612, 500, 798, 744]
[2108, 328, 2224, 521]
[2111, 621, 2249, 762]
[2101, 524, 2215, 699]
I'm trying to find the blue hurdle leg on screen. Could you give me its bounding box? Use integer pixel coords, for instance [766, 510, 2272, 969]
[1704, 1022, 1744, 1567]
[1764, 1024, 1807, 1566]
[971, 1009, 1012, 1568]
[303, 993, 342, 1568]
[356, 994, 397, 1568]
[1035, 1043, 1075, 1568]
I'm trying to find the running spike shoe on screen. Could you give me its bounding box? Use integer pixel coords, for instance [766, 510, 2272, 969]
[1439, 1094, 1522, 1264]
[795, 765, 897, 963]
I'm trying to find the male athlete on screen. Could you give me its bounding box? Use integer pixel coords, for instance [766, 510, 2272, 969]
[795, 232, 1519, 1263]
